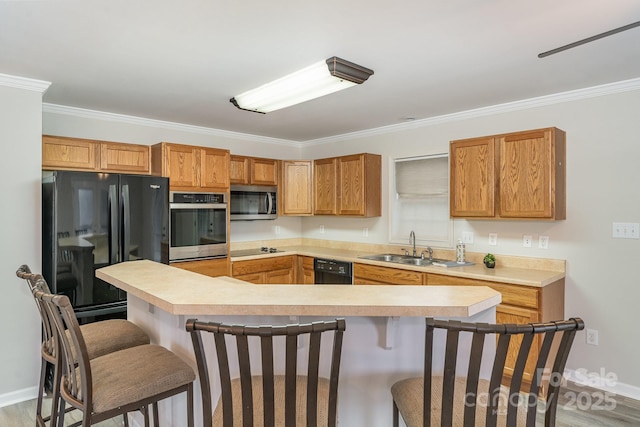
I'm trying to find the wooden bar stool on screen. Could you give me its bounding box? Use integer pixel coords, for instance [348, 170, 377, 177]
[391, 317, 584, 427]
[34, 289, 195, 427]
[186, 318, 346, 427]
[16, 265, 150, 427]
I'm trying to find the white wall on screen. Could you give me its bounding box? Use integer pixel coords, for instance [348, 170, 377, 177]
[0, 85, 44, 405]
[302, 89, 640, 394]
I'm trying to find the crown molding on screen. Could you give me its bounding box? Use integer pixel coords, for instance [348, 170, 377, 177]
[305, 77, 640, 145]
[42, 103, 300, 147]
[0, 73, 51, 93]
[42, 77, 640, 146]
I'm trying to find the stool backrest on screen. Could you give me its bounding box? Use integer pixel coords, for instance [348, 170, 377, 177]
[34, 290, 92, 414]
[16, 265, 57, 359]
[423, 317, 584, 427]
[186, 318, 346, 427]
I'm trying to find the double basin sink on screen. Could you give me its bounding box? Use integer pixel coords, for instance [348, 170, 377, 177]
[358, 253, 451, 267]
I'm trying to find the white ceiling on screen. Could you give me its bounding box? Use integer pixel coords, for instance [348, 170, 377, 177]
[1, 1, 639, 142]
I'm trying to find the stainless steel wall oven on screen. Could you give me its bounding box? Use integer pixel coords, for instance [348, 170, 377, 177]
[169, 191, 228, 261]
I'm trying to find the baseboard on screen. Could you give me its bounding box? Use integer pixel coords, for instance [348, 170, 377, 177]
[565, 368, 640, 402]
[0, 386, 39, 409]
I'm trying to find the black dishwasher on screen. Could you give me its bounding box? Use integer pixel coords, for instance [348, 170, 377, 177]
[314, 258, 353, 285]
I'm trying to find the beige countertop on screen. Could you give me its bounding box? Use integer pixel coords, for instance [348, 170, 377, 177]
[96, 260, 501, 318]
[229, 244, 565, 288]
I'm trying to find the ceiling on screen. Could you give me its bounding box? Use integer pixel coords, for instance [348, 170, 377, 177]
[1, 1, 639, 142]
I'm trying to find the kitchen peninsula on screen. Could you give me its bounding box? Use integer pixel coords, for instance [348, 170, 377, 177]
[97, 260, 501, 425]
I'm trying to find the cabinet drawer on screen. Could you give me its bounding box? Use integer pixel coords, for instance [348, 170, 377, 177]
[354, 263, 424, 285]
[171, 258, 229, 277]
[427, 274, 539, 309]
[232, 255, 295, 276]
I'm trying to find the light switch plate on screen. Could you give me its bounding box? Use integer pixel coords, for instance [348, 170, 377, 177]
[539, 235, 549, 249]
[488, 233, 497, 246]
[462, 232, 474, 244]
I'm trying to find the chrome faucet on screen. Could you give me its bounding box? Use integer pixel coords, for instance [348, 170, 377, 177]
[409, 230, 417, 257]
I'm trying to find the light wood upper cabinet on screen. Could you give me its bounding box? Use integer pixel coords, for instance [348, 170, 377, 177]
[450, 127, 565, 220]
[152, 142, 229, 191]
[313, 157, 338, 215]
[201, 148, 230, 189]
[337, 154, 381, 216]
[229, 156, 250, 184]
[314, 153, 381, 217]
[450, 136, 495, 217]
[281, 160, 313, 216]
[230, 155, 278, 186]
[43, 135, 150, 174]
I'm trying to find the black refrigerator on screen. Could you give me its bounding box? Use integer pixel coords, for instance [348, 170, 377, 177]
[42, 170, 169, 320]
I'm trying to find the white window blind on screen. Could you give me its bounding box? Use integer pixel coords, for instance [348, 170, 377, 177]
[390, 154, 452, 247]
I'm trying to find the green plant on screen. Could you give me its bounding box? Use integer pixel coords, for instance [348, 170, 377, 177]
[483, 253, 496, 263]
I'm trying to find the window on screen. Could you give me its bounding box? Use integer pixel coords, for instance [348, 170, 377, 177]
[389, 154, 453, 248]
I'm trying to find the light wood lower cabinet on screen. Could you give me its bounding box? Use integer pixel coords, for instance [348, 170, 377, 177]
[353, 263, 425, 285]
[232, 255, 296, 284]
[426, 273, 564, 388]
[297, 256, 315, 285]
[171, 258, 229, 277]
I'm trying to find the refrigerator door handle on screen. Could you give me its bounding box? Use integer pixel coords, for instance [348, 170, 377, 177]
[122, 184, 131, 261]
[108, 185, 119, 263]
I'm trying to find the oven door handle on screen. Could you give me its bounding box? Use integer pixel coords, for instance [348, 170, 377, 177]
[169, 203, 227, 210]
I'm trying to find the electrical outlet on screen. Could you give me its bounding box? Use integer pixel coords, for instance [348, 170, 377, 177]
[274, 225, 281, 234]
[613, 222, 640, 239]
[488, 233, 498, 246]
[523, 235, 532, 248]
[320, 225, 325, 234]
[462, 232, 474, 244]
[586, 329, 599, 346]
[363, 227, 369, 237]
[539, 235, 549, 249]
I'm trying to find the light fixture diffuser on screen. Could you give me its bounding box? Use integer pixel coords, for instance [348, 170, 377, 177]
[230, 56, 373, 114]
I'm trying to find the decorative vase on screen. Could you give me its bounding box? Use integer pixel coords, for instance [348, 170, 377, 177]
[484, 260, 495, 268]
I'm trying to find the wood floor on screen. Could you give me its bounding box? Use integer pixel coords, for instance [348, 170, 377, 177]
[1, 383, 639, 426]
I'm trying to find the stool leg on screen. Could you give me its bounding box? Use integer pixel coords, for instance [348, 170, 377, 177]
[393, 400, 399, 427]
[152, 403, 159, 427]
[35, 357, 47, 427]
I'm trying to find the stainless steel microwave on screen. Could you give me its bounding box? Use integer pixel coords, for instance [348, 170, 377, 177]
[169, 191, 228, 261]
[230, 185, 277, 220]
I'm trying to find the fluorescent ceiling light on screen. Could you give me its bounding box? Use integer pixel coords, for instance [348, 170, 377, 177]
[230, 56, 374, 114]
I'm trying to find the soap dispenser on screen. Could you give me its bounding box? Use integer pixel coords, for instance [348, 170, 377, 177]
[456, 239, 466, 264]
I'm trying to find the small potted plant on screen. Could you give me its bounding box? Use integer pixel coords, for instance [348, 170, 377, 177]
[483, 253, 496, 268]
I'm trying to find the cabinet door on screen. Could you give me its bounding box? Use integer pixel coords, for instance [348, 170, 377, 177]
[337, 154, 367, 215]
[42, 135, 97, 171]
[265, 268, 295, 284]
[282, 161, 313, 215]
[353, 263, 424, 285]
[498, 129, 559, 218]
[100, 142, 150, 174]
[230, 155, 250, 184]
[200, 148, 230, 189]
[166, 144, 199, 188]
[450, 137, 495, 217]
[251, 158, 278, 185]
[298, 256, 315, 284]
[313, 157, 337, 215]
[234, 272, 263, 284]
[497, 304, 540, 386]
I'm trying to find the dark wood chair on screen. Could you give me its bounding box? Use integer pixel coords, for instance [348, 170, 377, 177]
[17, 264, 151, 427]
[391, 317, 584, 427]
[32, 287, 195, 427]
[186, 318, 346, 427]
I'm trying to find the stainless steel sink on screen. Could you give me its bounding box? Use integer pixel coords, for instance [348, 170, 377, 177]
[358, 253, 450, 267]
[359, 253, 407, 262]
